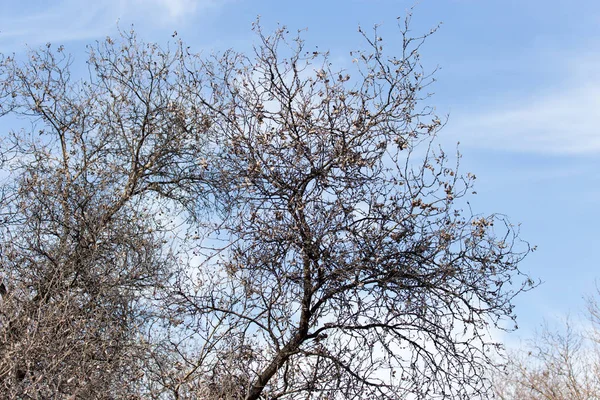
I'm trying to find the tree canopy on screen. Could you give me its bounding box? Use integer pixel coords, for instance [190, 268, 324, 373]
[0, 17, 534, 399]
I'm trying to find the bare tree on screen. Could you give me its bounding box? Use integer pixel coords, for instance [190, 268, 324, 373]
[0, 16, 534, 400]
[159, 18, 534, 399]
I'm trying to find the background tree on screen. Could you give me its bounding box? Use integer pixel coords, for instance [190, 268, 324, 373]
[493, 292, 600, 400]
[0, 16, 535, 400]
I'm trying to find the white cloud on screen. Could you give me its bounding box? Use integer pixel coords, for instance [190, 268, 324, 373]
[446, 54, 600, 155]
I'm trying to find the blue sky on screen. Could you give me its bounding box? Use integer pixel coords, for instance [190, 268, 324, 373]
[2, 0, 599, 343]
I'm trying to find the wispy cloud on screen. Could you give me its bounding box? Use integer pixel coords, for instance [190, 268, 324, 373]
[140, 0, 218, 19]
[446, 53, 600, 155]
[0, 0, 226, 50]
[0, 1, 119, 48]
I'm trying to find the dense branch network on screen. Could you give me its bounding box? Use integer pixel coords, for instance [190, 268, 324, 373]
[0, 18, 534, 400]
